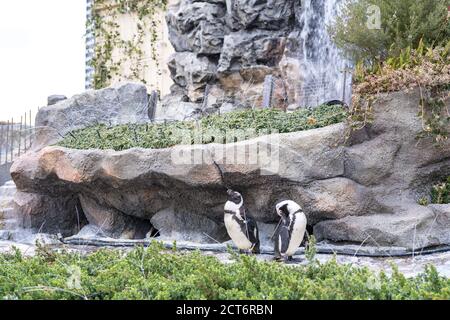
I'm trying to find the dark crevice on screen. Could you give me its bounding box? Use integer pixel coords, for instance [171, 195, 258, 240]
[74, 198, 88, 235]
[146, 223, 160, 238]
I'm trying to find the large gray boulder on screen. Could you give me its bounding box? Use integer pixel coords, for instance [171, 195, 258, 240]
[10, 89, 450, 249]
[34, 83, 149, 149]
[11, 123, 346, 241]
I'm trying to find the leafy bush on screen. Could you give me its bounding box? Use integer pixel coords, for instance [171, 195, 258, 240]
[57, 105, 347, 151]
[331, 0, 450, 63]
[348, 45, 450, 146]
[353, 43, 450, 93]
[0, 242, 448, 300]
[431, 177, 450, 204]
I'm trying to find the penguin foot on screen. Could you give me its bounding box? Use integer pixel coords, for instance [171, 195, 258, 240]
[277, 256, 297, 264]
[285, 256, 301, 264]
[273, 256, 283, 262]
[249, 242, 260, 255]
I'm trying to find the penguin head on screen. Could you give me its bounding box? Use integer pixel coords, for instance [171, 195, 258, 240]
[276, 200, 302, 220]
[276, 203, 290, 223]
[227, 189, 243, 204]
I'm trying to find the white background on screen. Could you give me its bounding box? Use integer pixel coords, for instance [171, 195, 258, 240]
[0, 0, 86, 122]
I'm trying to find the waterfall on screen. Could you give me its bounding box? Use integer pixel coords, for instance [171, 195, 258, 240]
[297, 0, 352, 107]
[0, 181, 18, 241]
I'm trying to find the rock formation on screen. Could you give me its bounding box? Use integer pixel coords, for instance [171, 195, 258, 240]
[10, 84, 450, 249]
[159, 0, 303, 120]
[34, 83, 149, 149]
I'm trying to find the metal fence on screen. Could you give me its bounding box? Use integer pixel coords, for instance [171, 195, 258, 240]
[0, 110, 35, 165]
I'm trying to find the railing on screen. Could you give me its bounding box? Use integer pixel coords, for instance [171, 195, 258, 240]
[0, 110, 35, 165]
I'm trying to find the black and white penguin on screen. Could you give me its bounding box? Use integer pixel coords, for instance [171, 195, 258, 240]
[274, 200, 307, 261]
[224, 189, 260, 254]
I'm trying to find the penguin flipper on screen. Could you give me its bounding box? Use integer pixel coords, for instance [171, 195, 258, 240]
[274, 227, 282, 258]
[245, 216, 260, 253]
[279, 226, 290, 255]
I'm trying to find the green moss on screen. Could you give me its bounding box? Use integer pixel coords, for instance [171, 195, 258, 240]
[0, 242, 448, 300]
[57, 105, 347, 151]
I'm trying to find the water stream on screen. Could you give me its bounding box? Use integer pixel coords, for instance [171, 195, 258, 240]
[0, 180, 18, 241]
[297, 0, 352, 106]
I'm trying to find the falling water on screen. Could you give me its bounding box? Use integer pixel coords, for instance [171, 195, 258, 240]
[0, 180, 54, 245]
[297, 0, 352, 107]
[0, 181, 18, 241]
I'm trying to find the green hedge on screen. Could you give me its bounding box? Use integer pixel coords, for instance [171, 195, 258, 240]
[0, 242, 448, 300]
[57, 105, 347, 151]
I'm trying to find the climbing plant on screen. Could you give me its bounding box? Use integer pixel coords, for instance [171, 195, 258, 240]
[88, 0, 168, 89]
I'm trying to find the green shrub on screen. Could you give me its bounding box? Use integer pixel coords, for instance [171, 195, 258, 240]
[0, 242, 448, 300]
[418, 197, 429, 206]
[57, 105, 347, 151]
[431, 177, 450, 204]
[331, 0, 450, 63]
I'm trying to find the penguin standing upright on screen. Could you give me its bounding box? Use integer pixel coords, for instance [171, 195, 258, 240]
[224, 189, 260, 254]
[274, 200, 307, 261]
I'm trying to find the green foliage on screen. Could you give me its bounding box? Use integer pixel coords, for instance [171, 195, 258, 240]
[305, 234, 317, 263]
[385, 39, 450, 70]
[57, 105, 347, 151]
[0, 242, 449, 300]
[431, 177, 450, 204]
[417, 93, 450, 146]
[349, 44, 449, 147]
[418, 197, 429, 206]
[353, 41, 450, 88]
[89, 0, 168, 89]
[331, 0, 450, 63]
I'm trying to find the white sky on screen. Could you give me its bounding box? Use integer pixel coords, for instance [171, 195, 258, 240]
[0, 0, 86, 122]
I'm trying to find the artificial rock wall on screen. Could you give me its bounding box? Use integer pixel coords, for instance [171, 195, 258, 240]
[158, 0, 303, 120]
[10, 85, 450, 249]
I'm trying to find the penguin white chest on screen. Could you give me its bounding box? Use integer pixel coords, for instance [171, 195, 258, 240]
[224, 214, 252, 250]
[285, 212, 307, 256]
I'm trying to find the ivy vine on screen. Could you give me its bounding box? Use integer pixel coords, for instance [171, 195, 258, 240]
[88, 0, 168, 89]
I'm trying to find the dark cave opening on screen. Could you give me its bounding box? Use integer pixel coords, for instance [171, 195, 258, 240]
[146, 224, 160, 238]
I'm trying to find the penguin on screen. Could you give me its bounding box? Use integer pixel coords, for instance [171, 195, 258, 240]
[274, 200, 307, 262]
[224, 189, 260, 254]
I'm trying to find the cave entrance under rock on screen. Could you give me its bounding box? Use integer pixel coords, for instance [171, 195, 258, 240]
[72, 198, 161, 240]
[146, 225, 160, 238]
